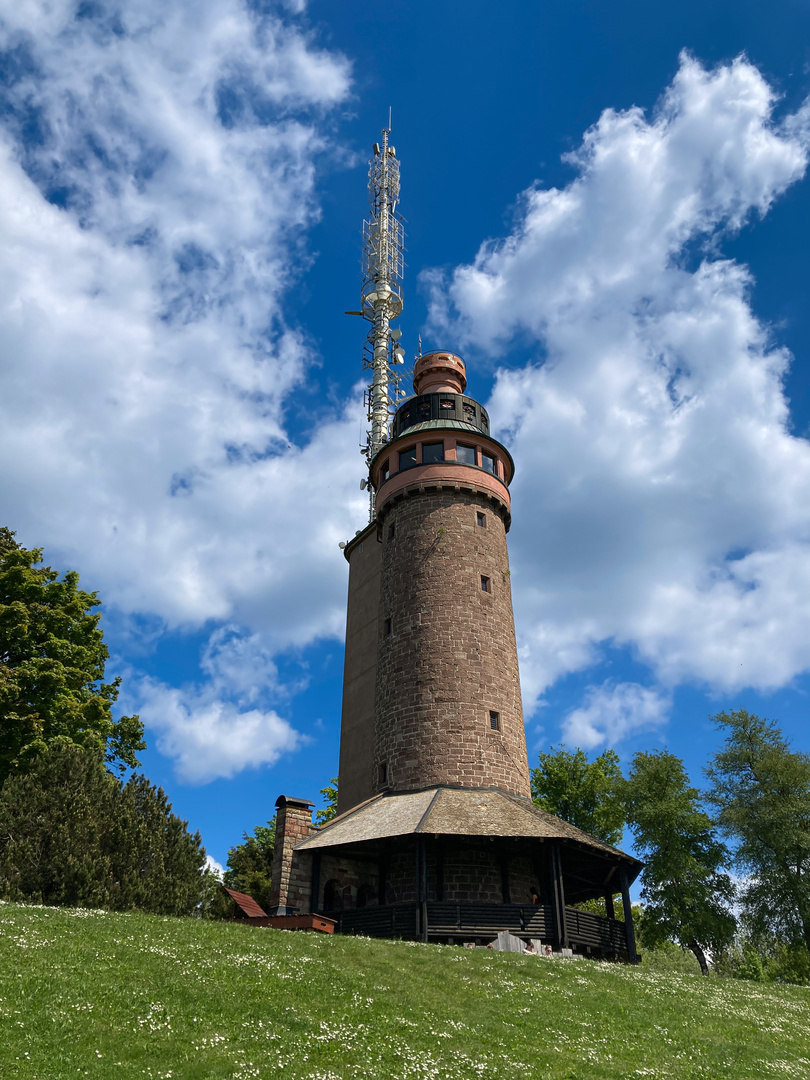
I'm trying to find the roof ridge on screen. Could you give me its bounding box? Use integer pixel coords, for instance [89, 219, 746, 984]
[414, 787, 444, 833]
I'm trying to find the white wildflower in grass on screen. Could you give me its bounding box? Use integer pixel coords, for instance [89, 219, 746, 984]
[135, 1003, 172, 1034]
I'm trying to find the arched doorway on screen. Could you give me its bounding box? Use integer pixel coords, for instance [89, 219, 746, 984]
[322, 879, 341, 911]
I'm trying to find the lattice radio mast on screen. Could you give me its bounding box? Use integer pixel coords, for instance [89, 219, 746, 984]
[358, 122, 406, 519]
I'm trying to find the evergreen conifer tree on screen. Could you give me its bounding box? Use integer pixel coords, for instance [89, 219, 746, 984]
[0, 741, 208, 914]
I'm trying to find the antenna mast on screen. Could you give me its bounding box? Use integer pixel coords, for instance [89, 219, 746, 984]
[360, 125, 405, 519]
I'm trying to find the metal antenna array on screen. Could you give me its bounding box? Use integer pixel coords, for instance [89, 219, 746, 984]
[360, 126, 406, 519]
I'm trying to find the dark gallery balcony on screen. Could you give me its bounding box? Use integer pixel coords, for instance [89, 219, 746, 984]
[330, 901, 633, 959]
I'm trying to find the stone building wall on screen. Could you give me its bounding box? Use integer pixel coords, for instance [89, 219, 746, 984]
[300, 845, 544, 909]
[385, 848, 417, 904]
[439, 846, 502, 902]
[508, 855, 541, 906]
[318, 854, 380, 910]
[373, 487, 530, 798]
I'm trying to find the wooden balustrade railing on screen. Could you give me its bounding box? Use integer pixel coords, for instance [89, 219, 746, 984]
[333, 901, 629, 954]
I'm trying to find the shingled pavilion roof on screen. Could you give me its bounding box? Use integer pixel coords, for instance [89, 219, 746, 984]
[295, 785, 641, 873]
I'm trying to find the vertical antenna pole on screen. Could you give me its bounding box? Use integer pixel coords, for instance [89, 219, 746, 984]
[360, 122, 405, 521]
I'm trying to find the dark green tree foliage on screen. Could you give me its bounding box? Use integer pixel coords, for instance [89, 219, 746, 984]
[0, 736, 118, 907]
[706, 710, 810, 963]
[531, 745, 625, 846]
[316, 777, 338, 825]
[623, 749, 736, 976]
[223, 818, 276, 912]
[112, 774, 209, 916]
[0, 740, 208, 914]
[0, 527, 144, 784]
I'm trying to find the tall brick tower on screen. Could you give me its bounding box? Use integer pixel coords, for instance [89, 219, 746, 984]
[270, 129, 641, 959]
[370, 350, 529, 800]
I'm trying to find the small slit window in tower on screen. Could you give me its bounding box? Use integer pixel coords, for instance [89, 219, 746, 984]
[481, 453, 496, 474]
[388, 524, 395, 540]
[422, 441, 444, 464]
[490, 711, 500, 731]
[399, 446, 417, 470]
[379, 762, 388, 785]
[457, 443, 476, 465]
[384, 617, 392, 636]
[380, 459, 390, 483]
[476, 511, 486, 527]
[481, 575, 491, 592]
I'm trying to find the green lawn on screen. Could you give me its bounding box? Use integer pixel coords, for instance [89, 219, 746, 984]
[1, 901, 809, 1079]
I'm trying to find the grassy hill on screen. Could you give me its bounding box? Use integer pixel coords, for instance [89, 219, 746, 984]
[1, 901, 809, 1079]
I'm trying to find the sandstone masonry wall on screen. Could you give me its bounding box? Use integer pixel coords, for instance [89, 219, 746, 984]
[373, 487, 530, 798]
[319, 854, 380, 910]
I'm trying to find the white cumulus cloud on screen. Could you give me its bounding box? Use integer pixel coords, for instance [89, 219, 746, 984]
[0, 1, 362, 779]
[137, 674, 302, 784]
[426, 53, 810, 724]
[561, 682, 671, 749]
[205, 855, 225, 878]
[124, 620, 309, 784]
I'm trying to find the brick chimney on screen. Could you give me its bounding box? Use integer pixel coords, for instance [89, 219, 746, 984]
[268, 795, 315, 915]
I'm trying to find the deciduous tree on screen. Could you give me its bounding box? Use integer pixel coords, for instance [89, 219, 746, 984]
[316, 777, 338, 825]
[223, 819, 276, 912]
[531, 745, 625, 846]
[0, 527, 144, 784]
[622, 749, 736, 975]
[706, 710, 810, 964]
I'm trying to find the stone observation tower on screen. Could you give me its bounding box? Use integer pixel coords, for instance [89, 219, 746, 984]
[269, 129, 641, 957]
[341, 347, 530, 809]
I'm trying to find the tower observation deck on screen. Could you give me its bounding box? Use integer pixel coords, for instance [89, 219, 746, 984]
[268, 129, 642, 958]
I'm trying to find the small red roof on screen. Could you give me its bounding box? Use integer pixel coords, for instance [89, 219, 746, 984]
[223, 887, 267, 919]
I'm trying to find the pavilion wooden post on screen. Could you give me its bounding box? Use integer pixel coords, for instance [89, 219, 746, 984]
[546, 842, 568, 950]
[434, 843, 444, 902]
[619, 867, 638, 963]
[604, 890, 616, 920]
[378, 856, 388, 907]
[414, 836, 421, 937]
[420, 837, 429, 942]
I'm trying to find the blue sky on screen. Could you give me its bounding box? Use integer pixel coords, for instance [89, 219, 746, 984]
[2, 0, 810, 875]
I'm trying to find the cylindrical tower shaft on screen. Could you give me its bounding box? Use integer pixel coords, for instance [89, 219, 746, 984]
[367, 350, 530, 800]
[374, 489, 529, 797]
